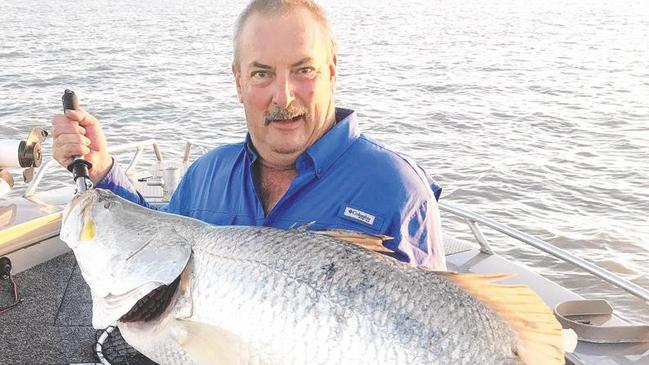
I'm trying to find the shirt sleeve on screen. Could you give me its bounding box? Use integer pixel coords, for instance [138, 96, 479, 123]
[94, 158, 189, 214]
[94, 159, 151, 207]
[381, 156, 446, 270]
[397, 198, 447, 271]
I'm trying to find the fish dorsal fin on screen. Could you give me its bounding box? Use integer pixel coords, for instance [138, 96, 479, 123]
[439, 272, 565, 365]
[290, 221, 317, 231]
[314, 229, 394, 254]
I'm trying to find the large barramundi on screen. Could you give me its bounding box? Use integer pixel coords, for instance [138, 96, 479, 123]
[61, 189, 569, 365]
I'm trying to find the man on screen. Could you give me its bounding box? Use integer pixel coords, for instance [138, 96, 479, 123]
[52, 0, 446, 270]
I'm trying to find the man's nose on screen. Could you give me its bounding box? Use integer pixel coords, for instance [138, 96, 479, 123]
[271, 74, 295, 108]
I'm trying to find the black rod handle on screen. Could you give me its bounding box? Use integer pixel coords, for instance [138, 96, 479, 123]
[62, 89, 79, 111]
[62, 89, 92, 191]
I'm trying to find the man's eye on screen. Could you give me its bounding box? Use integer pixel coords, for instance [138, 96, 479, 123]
[251, 71, 269, 79]
[297, 67, 316, 78]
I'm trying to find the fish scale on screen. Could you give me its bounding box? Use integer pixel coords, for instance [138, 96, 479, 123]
[61, 189, 565, 365]
[181, 226, 516, 364]
[170, 232, 509, 364]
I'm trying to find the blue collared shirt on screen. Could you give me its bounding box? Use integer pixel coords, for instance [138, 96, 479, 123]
[97, 108, 446, 270]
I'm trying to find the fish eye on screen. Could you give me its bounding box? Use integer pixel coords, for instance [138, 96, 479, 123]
[104, 201, 112, 209]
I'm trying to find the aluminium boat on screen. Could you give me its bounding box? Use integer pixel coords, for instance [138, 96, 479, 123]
[1, 140, 648, 365]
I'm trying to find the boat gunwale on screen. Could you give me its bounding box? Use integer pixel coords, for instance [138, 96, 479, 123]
[439, 201, 649, 303]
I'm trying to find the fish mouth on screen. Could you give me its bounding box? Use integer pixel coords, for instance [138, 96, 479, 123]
[62, 190, 95, 225]
[119, 275, 181, 323]
[61, 191, 98, 248]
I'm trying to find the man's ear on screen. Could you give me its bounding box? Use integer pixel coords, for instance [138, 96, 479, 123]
[329, 54, 337, 80]
[232, 64, 243, 103]
[329, 54, 337, 91]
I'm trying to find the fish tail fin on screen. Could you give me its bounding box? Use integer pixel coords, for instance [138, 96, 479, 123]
[440, 272, 566, 365]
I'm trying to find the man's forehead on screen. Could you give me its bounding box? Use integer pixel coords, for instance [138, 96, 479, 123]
[242, 6, 317, 33]
[237, 7, 329, 67]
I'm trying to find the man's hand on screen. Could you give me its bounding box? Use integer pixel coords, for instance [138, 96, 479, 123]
[52, 109, 113, 184]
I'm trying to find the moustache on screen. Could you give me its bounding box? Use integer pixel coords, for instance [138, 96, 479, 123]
[264, 105, 308, 126]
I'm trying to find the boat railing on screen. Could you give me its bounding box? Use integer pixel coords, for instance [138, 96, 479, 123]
[24, 140, 215, 199]
[24, 139, 163, 198]
[438, 201, 649, 303]
[183, 141, 213, 156]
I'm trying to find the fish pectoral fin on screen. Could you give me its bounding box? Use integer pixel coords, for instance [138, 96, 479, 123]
[175, 319, 265, 365]
[314, 229, 394, 253]
[114, 226, 192, 293]
[440, 272, 565, 365]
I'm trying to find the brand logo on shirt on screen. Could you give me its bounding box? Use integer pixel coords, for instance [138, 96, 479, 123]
[344, 207, 375, 225]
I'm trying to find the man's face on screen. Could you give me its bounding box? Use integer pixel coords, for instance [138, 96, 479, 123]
[233, 7, 336, 160]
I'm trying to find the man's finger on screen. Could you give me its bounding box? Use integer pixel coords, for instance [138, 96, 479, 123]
[63, 143, 90, 157]
[64, 108, 98, 127]
[63, 109, 86, 122]
[52, 149, 72, 168]
[55, 134, 92, 147]
[52, 120, 86, 138]
[52, 114, 68, 124]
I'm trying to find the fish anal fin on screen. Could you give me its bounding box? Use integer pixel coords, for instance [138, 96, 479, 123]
[440, 272, 565, 365]
[315, 229, 394, 253]
[175, 319, 270, 365]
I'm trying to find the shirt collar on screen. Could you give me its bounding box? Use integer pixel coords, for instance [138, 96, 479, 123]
[244, 107, 360, 174]
[244, 134, 258, 165]
[303, 108, 359, 176]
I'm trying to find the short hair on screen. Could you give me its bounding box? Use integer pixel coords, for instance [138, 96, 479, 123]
[232, 0, 336, 70]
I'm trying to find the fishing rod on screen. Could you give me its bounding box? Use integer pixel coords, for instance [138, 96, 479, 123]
[62, 90, 93, 193]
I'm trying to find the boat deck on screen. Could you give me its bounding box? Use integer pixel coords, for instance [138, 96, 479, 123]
[1, 252, 97, 364]
[1, 249, 161, 365]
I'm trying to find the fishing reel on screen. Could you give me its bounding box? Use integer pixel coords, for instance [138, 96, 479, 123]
[0, 128, 48, 198]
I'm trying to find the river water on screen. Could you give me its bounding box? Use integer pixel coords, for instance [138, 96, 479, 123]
[1, 0, 648, 323]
